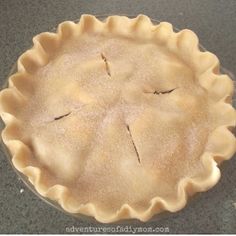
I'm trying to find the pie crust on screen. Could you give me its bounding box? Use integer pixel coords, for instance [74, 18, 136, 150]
[0, 14, 236, 223]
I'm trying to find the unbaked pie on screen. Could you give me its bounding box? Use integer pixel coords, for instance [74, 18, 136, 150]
[0, 15, 235, 223]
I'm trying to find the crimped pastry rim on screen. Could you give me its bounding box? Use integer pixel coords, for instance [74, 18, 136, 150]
[0, 14, 236, 223]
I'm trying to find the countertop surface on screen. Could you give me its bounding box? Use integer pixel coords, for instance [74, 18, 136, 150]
[0, 0, 236, 233]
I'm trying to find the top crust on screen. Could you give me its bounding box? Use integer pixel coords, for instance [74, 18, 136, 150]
[0, 14, 235, 223]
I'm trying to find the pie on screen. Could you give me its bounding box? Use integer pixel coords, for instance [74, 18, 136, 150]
[0, 14, 235, 223]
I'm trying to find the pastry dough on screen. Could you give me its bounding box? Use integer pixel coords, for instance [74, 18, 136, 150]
[0, 15, 235, 223]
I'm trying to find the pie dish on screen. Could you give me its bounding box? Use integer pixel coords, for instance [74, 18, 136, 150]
[0, 14, 235, 223]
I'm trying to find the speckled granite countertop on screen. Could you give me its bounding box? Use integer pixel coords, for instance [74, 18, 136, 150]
[0, 0, 236, 233]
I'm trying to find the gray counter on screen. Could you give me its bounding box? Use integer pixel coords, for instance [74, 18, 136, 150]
[0, 0, 236, 233]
